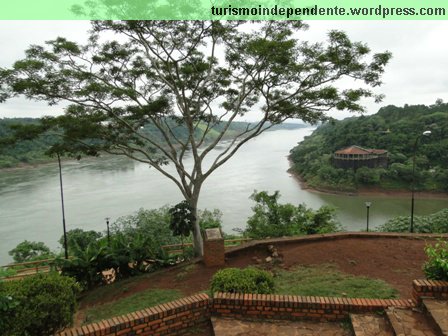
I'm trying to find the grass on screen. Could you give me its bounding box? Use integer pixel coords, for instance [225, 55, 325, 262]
[83, 288, 182, 324]
[273, 264, 398, 299]
[79, 263, 398, 325]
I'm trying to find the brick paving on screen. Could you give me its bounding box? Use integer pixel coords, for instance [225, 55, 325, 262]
[211, 317, 351, 336]
[350, 314, 393, 336]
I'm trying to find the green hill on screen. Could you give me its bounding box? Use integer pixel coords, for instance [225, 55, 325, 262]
[289, 102, 448, 192]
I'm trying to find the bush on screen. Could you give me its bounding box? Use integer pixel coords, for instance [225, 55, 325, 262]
[0, 273, 80, 336]
[57, 239, 113, 290]
[245, 191, 341, 239]
[377, 208, 448, 233]
[210, 267, 274, 294]
[423, 240, 448, 281]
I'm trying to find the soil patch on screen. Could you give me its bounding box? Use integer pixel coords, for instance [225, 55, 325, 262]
[78, 236, 433, 315]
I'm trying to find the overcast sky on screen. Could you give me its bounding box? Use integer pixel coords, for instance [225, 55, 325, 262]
[0, 21, 447, 121]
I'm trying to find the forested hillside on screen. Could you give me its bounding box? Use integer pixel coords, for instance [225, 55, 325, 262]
[0, 118, 58, 168]
[0, 118, 303, 169]
[290, 102, 448, 192]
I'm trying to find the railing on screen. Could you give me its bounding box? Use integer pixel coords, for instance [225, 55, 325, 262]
[160, 238, 253, 255]
[1, 258, 57, 281]
[161, 242, 194, 255]
[1, 238, 253, 280]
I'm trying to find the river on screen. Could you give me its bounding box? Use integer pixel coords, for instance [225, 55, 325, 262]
[0, 128, 447, 264]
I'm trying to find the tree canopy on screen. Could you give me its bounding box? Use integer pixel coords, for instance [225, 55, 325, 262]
[1, 21, 391, 255]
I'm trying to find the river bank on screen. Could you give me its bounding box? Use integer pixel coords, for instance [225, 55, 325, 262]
[287, 162, 448, 200]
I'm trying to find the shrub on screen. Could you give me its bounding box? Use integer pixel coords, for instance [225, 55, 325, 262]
[423, 240, 448, 281]
[57, 240, 112, 290]
[245, 191, 340, 239]
[210, 267, 274, 294]
[377, 208, 448, 233]
[0, 272, 80, 336]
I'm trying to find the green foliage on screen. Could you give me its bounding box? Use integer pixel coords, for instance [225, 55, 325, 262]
[0, 291, 19, 332]
[112, 207, 180, 246]
[109, 230, 166, 276]
[210, 267, 275, 294]
[0, 268, 17, 278]
[169, 201, 195, 237]
[0, 118, 55, 168]
[423, 240, 448, 281]
[355, 167, 382, 185]
[59, 228, 102, 252]
[55, 206, 222, 289]
[8, 240, 54, 263]
[290, 102, 448, 192]
[57, 240, 112, 290]
[0, 273, 80, 336]
[198, 209, 223, 231]
[245, 191, 340, 239]
[377, 208, 448, 233]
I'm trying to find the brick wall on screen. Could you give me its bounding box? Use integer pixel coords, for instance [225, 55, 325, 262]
[58, 290, 422, 336]
[413, 279, 448, 303]
[57, 293, 210, 336]
[225, 232, 448, 257]
[203, 228, 225, 267]
[212, 292, 414, 322]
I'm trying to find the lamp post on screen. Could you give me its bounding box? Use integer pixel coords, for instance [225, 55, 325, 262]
[57, 153, 68, 259]
[105, 217, 110, 244]
[365, 202, 372, 232]
[410, 130, 431, 233]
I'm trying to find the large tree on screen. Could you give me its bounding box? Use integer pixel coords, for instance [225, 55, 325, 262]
[2, 21, 391, 255]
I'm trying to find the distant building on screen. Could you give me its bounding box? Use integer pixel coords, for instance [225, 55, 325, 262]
[332, 145, 388, 170]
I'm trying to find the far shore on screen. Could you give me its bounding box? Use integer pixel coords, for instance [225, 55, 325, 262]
[287, 159, 448, 200]
[0, 157, 77, 173]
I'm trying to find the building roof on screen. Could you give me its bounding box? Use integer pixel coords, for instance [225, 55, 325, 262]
[335, 145, 387, 155]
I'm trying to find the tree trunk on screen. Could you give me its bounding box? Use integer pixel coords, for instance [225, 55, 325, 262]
[188, 195, 203, 257]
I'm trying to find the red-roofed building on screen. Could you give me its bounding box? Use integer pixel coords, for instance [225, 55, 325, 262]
[333, 145, 388, 170]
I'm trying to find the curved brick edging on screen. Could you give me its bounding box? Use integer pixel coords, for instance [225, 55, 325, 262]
[212, 292, 414, 322]
[57, 292, 414, 336]
[413, 279, 448, 302]
[57, 279, 448, 336]
[57, 293, 210, 336]
[224, 232, 448, 256]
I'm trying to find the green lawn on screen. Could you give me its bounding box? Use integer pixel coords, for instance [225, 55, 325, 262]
[83, 288, 182, 324]
[80, 263, 397, 325]
[274, 264, 398, 299]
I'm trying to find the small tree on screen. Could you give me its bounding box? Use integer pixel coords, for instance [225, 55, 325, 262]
[8, 240, 54, 263]
[2, 21, 391, 255]
[245, 190, 340, 238]
[169, 201, 195, 255]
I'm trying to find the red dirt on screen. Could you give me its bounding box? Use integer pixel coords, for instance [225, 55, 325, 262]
[78, 236, 434, 315]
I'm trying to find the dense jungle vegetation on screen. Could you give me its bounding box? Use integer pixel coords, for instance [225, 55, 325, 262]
[290, 102, 448, 192]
